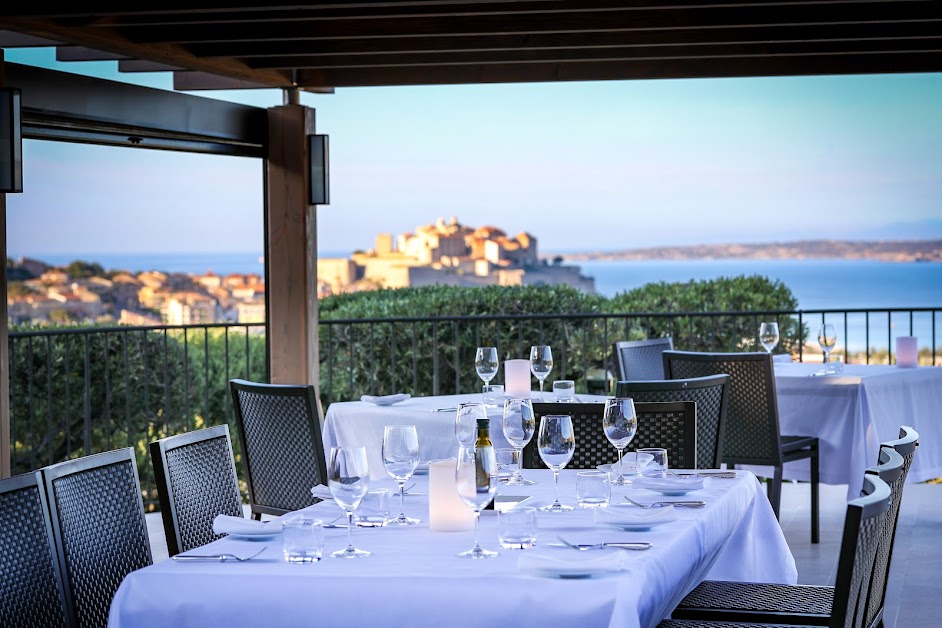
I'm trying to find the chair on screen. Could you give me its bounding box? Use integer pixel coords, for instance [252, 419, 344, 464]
[522, 401, 697, 470]
[663, 350, 819, 542]
[0, 472, 69, 628]
[665, 467, 896, 628]
[615, 374, 730, 469]
[150, 424, 245, 557]
[613, 337, 674, 381]
[42, 447, 153, 628]
[229, 378, 329, 518]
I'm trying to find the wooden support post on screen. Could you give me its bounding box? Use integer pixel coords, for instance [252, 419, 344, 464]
[265, 103, 320, 389]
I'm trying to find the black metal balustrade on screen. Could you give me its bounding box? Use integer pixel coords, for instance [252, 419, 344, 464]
[8, 307, 939, 506]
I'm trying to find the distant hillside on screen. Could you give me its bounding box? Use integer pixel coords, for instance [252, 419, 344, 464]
[556, 239, 942, 263]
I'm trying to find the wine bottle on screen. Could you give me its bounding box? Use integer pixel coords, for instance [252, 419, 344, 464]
[474, 417, 496, 491]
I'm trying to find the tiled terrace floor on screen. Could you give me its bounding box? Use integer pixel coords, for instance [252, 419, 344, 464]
[144, 480, 942, 627]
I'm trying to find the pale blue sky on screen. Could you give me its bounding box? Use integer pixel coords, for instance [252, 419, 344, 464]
[5, 47, 942, 257]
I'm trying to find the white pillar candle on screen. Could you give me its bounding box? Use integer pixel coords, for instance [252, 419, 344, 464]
[896, 336, 919, 368]
[428, 459, 474, 531]
[504, 359, 531, 398]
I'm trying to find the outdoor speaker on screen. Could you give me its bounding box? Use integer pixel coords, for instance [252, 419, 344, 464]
[0, 87, 23, 193]
[309, 133, 329, 205]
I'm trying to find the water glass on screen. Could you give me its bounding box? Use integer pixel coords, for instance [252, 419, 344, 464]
[355, 489, 389, 527]
[576, 470, 611, 508]
[498, 506, 538, 549]
[483, 384, 505, 406]
[637, 447, 669, 477]
[552, 380, 575, 402]
[282, 514, 325, 563]
[825, 355, 844, 375]
[455, 402, 487, 448]
[495, 448, 517, 480]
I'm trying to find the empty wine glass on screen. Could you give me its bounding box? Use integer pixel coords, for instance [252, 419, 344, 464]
[759, 322, 780, 353]
[382, 424, 421, 526]
[501, 397, 536, 486]
[327, 446, 371, 558]
[455, 445, 499, 558]
[529, 345, 554, 400]
[475, 347, 499, 404]
[455, 402, 487, 448]
[818, 323, 837, 365]
[602, 397, 638, 486]
[537, 414, 575, 512]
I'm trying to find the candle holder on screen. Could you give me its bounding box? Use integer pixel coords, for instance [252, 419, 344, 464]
[896, 336, 918, 368]
[428, 459, 474, 531]
[504, 359, 531, 398]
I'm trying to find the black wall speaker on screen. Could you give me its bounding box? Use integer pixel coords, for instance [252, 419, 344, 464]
[0, 87, 23, 193]
[309, 134, 329, 205]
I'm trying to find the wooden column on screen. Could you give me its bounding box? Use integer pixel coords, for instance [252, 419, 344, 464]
[1, 51, 10, 477]
[265, 103, 320, 388]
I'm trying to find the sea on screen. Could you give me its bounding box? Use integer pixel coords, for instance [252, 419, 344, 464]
[25, 252, 942, 351]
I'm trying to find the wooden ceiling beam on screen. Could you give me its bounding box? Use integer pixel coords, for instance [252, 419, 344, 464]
[56, 45, 130, 61]
[294, 51, 942, 87]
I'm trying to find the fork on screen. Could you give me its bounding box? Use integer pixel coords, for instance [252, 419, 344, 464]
[669, 470, 737, 479]
[172, 546, 266, 562]
[623, 496, 706, 508]
[554, 535, 652, 551]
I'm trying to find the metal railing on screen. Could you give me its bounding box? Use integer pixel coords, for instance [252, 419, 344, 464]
[9, 306, 940, 506]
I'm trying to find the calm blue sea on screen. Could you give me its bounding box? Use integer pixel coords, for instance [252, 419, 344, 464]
[24, 252, 941, 350]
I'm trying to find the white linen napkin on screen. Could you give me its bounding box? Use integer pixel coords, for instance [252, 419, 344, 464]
[311, 484, 333, 501]
[518, 550, 629, 577]
[594, 504, 677, 527]
[360, 393, 411, 405]
[212, 514, 282, 536]
[631, 476, 705, 492]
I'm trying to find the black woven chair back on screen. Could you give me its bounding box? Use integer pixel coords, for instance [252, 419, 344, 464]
[663, 350, 782, 466]
[0, 473, 68, 628]
[229, 378, 329, 517]
[831, 474, 893, 628]
[42, 447, 153, 628]
[614, 337, 674, 381]
[522, 401, 696, 470]
[615, 374, 729, 469]
[150, 424, 244, 556]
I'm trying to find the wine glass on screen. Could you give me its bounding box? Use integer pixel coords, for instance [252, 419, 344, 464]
[501, 397, 536, 486]
[382, 424, 421, 526]
[529, 345, 554, 400]
[327, 446, 371, 558]
[455, 402, 487, 448]
[474, 347, 499, 403]
[602, 397, 638, 486]
[454, 445, 499, 558]
[537, 414, 575, 512]
[759, 322, 780, 353]
[817, 323, 837, 365]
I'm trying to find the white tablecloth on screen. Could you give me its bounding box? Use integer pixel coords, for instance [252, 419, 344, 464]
[109, 470, 795, 628]
[749, 362, 942, 496]
[324, 392, 608, 480]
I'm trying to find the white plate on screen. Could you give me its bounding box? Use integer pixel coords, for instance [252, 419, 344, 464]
[599, 520, 669, 532]
[630, 477, 705, 496]
[528, 567, 613, 579]
[226, 533, 280, 541]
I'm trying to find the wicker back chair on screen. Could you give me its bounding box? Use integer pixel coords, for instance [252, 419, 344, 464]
[150, 424, 244, 557]
[229, 378, 329, 518]
[42, 447, 153, 628]
[615, 374, 729, 469]
[613, 337, 674, 381]
[522, 401, 696, 470]
[666, 473, 894, 628]
[0, 472, 69, 628]
[662, 350, 819, 542]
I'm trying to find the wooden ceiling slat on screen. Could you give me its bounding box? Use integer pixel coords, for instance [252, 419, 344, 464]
[56, 45, 130, 61]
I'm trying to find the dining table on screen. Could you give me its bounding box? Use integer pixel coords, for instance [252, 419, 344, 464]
[760, 361, 942, 497]
[109, 468, 796, 628]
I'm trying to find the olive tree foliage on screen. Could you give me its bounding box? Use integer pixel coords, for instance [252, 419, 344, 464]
[317, 276, 802, 403]
[9, 324, 266, 509]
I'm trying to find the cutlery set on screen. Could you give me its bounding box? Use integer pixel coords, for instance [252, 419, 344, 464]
[172, 547, 266, 562]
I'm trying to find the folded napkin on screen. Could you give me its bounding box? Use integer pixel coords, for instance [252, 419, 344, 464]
[311, 484, 333, 501]
[360, 393, 411, 406]
[212, 514, 282, 536]
[631, 476, 705, 492]
[518, 550, 628, 577]
[597, 452, 655, 476]
[594, 504, 677, 528]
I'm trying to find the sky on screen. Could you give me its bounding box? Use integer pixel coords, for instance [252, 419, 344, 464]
[5, 47, 942, 258]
